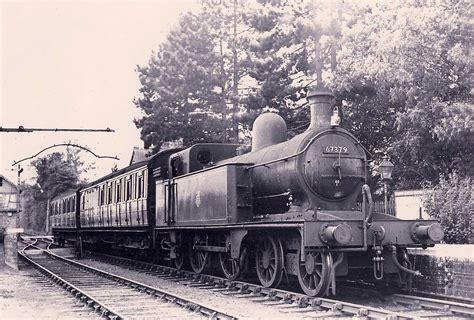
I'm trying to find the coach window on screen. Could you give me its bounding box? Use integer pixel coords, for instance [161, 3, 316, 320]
[126, 178, 131, 201]
[116, 181, 122, 202]
[197, 149, 212, 166]
[101, 186, 105, 205]
[98, 187, 101, 206]
[143, 171, 147, 198]
[137, 175, 142, 198]
[107, 183, 112, 204]
[133, 173, 138, 199]
[120, 179, 124, 201]
[72, 197, 76, 210]
[143, 170, 148, 197]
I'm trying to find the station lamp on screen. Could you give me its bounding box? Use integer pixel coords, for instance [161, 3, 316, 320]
[379, 156, 394, 215]
[379, 156, 394, 181]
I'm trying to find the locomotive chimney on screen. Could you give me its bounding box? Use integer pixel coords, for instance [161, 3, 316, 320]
[306, 88, 335, 131]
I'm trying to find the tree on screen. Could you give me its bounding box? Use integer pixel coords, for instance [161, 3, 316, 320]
[240, 0, 343, 136]
[21, 149, 86, 233]
[332, 0, 473, 189]
[134, 0, 472, 192]
[134, 12, 223, 152]
[134, 5, 252, 152]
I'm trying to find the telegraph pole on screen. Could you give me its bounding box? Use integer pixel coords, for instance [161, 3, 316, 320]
[0, 126, 114, 133]
[16, 165, 23, 227]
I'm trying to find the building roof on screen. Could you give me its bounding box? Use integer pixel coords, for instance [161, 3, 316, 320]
[129, 147, 151, 165]
[0, 174, 18, 192]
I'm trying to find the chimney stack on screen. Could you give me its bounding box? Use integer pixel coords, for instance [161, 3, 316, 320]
[306, 89, 335, 131]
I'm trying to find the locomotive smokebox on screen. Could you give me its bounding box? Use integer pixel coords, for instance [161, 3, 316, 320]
[251, 113, 287, 152]
[307, 89, 335, 131]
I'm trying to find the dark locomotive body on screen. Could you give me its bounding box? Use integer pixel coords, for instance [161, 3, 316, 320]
[51, 90, 444, 296]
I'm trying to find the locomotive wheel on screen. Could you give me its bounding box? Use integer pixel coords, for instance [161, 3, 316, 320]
[173, 238, 186, 270]
[297, 249, 331, 296]
[219, 247, 248, 280]
[255, 236, 284, 288]
[190, 249, 209, 273]
[219, 252, 240, 280]
[174, 249, 185, 270]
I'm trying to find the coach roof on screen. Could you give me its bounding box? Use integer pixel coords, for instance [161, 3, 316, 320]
[51, 188, 80, 201]
[79, 147, 183, 190]
[81, 160, 149, 190]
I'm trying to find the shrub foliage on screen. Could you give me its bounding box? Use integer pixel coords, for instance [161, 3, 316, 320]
[423, 173, 473, 244]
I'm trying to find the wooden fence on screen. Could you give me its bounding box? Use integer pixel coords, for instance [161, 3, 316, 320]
[356, 196, 396, 216]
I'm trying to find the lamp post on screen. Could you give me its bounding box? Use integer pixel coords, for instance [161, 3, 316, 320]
[379, 156, 394, 215]
[16, 165, 23, 227]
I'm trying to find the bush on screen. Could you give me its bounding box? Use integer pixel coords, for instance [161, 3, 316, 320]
[423, 173, 473, 244]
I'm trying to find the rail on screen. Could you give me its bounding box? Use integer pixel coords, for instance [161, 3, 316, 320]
[88, 251, 452, 320]
[18, 238, 236, 320]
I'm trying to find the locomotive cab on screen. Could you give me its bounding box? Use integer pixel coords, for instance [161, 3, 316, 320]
[168, 143, 242, 177]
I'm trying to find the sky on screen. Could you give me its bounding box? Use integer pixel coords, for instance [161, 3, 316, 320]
[1, 0, 199, 184]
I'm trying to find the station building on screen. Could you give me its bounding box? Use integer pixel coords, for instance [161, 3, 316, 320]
[0, 174, 20, 269]
[394, 189, 430, 220]
[0, 174, 19, 236]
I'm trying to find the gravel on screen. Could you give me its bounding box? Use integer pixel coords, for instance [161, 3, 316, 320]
[0, 244, 94, 320]
[74, 256, 298, 320]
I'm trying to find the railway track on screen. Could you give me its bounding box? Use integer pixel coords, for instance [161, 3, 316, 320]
[18, 239, 237, 320]
[84, 251, 474, 319]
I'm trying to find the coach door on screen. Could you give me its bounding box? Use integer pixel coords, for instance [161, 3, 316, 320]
[136, 170, 147, 226]
[115, 180, 122, 227]
[164, 179, 178, 224]
[164, 156, 182, 224]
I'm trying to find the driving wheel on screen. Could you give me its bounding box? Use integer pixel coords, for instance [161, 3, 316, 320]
[297, 249, 331, 296]
[255, 236, 284, 288]
[219, 247, 247, 280]
[174, 247, 185, 270]
[189, 235, 209, 273]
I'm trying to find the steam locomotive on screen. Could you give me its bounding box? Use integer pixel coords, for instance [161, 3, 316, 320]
[49, 90, 444, 296]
